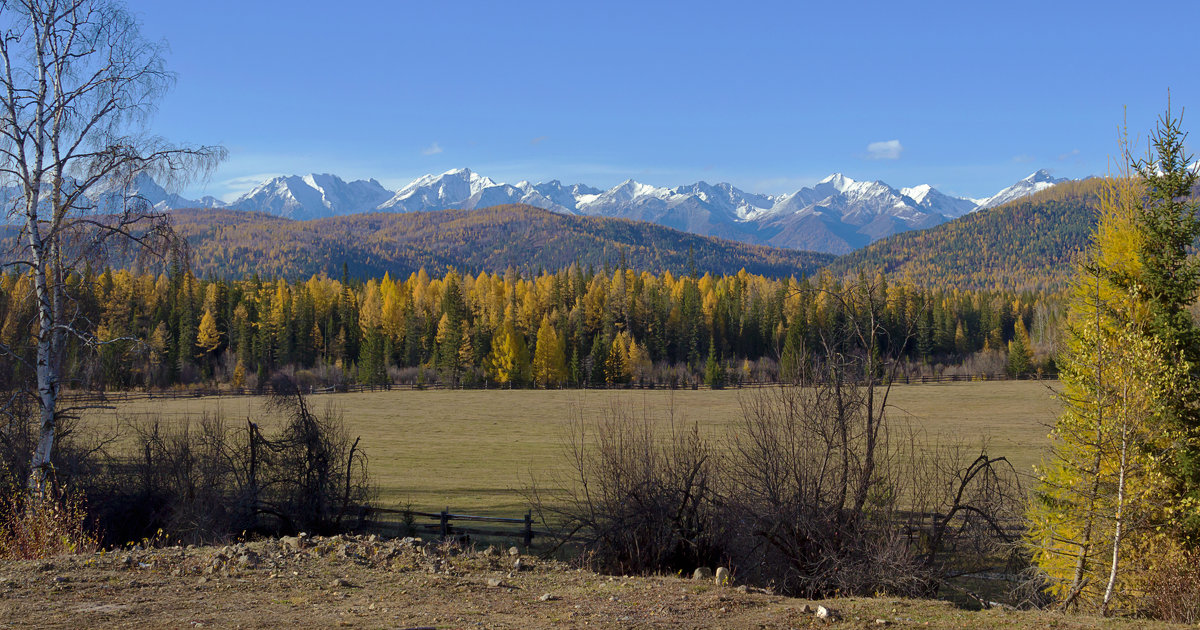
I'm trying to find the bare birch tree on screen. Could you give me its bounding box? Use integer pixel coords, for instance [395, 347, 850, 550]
[0, 0, 223, 492]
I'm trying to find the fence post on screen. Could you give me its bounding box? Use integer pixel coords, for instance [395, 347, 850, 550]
[523, 510, 533, 549]
[440, 508, 450, 539]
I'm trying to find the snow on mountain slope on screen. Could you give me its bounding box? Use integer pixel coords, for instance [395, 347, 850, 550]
[138, 167, 1071, 253]
[977, 169, 1066, 210]
[377, 168, 498, 212]
[230, 173, 391, 220]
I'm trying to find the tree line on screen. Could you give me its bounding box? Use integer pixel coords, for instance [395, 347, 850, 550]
[0, 261, 1061, 393]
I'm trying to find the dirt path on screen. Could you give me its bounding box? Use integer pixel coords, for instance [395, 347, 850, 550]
[0, 535, 1178, 629]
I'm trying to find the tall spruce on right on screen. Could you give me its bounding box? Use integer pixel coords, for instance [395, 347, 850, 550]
[1122, 106, 1200, 538]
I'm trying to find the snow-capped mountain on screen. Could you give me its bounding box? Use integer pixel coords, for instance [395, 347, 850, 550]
[231, 173, 391, 220]
[91, 172, 224, 213]
[209, 167, 1071, 253]
[976, 169, 1066, 210]
[62, 167, 1067, 254]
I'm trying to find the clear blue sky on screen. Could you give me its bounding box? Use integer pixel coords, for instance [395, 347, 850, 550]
[127, 0, 1200, 202]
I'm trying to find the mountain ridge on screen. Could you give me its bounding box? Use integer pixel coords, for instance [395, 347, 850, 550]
[26, 167, 1075, 255]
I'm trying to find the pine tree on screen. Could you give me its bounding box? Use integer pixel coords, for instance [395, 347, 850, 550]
[779, 317, 806, 383]
[1007, 316, 1032, 377]
[705, 336, 724, 389]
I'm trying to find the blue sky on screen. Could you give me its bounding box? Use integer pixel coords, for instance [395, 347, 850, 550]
[128, 0, 1200, 202]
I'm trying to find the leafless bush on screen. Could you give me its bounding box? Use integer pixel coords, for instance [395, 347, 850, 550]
[261, 375, 373, 534]
[530, 401, 723, 575]
[117, 413, 253, 544]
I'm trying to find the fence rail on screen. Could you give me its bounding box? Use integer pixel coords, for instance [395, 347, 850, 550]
[59, 372, 1052, 404]
[358, 506, 546, 548]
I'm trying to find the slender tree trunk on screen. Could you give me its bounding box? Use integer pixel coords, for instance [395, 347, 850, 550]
[1103, 413, 1130, 613]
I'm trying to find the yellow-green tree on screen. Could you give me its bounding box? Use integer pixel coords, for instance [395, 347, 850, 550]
[195, 309, 221, 358]
[531, 316, 567, 388]
[1025, 142, 1185, 614]
[487, 319, 530, 386]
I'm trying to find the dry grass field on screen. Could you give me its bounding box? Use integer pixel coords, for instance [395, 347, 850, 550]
[92, 380, 1062, 516]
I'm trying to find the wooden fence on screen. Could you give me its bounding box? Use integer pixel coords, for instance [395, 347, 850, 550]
[59, 371, 1050, 404]
[357, 506, 547, 548]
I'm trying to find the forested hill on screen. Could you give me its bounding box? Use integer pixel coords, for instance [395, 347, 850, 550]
[822, 179, 1105, 291]
[169, 204, 834, 279]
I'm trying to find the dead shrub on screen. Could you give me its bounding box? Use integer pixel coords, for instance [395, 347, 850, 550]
[531, 401, 723, 575]
[0, 481, 99, 559]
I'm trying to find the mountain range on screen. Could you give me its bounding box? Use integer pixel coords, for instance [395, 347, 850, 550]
[135, 168, 1070, 255]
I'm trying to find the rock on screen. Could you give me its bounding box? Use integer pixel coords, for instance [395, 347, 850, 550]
[237, 553, 258, 567]
[875, 620, 890, 626]
[714, 567, 731, 585]
[815, 605, 840, 621]
[736, 585, 748, 593]
[799, 604, 812, 614]
[329, 578, 352, 588]
[280, 536, 301, 550]
[513, 558, 525, 571]
[52, 576, 68, 584]
[120, 555, 133, 567]
[508, 546, 520, 556]
[692, 567, 713, 580]
[487, 578, 504, 587]
[538, 593, 557, 602]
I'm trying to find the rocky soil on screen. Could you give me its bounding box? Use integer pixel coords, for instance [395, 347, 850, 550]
[0, 535, 1183, 629]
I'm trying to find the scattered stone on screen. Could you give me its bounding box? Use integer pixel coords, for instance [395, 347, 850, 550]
[280, 536, 301, 550]
[329, 578, 352, 588]
[52, 576, 68, 584]
[815, 605, 840, 621]
[692, 567, 713, 581]
[37, 562, 54, 572]
[121, 555, 133, 567]
[874, 619, 890, 626]
[714, 567, 731, 585]
[799, 604, 813, 614]
[736, 585, 748, 594]
[486, 578, 504, 588]
[197, 577, 208, 585]
[237, 553, 258, 568]
[513, 558, 525, 572]
[538, 593, 557, 602]
[507, 546, 520, 557]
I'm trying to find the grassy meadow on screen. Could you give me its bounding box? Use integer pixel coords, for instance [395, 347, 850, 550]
[92, 380, 1062, 516]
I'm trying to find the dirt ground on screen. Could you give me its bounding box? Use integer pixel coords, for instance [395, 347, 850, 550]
[0, 536, 1182, 630]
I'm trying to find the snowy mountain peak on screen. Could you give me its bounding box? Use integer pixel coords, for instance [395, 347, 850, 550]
[978, 169, 1067, 210]
[900, 184, 934, 204]
[818, 173, 855, 192]
[166, 165, 1073, 253]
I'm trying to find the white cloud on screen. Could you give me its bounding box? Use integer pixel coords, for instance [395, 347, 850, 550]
[865, 139, 903, 160]
[1058, 148, 1080, 161]
[421, 142, 443, 156]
